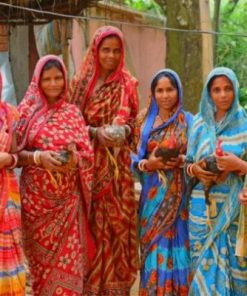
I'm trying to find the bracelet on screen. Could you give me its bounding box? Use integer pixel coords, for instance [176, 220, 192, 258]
[138, 159, 149, 172]
[33, 151, 41, 166]
[187, 163, 196, 177]
[8, 153, 18, 169]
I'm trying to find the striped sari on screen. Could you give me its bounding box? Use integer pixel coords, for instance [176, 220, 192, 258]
[0, 72, 25, 295]
[186, 67, 247, 295]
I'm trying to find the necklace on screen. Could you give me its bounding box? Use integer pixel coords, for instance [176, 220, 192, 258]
[157, 113, 169, 122]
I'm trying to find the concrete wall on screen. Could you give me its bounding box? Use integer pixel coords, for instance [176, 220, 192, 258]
[70, 4, 166, 108]
[9, 25, 29, 102]
[8, 2, 212, 107]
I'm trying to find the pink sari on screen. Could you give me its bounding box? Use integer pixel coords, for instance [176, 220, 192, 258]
[16, 55, 95, 295]
[0, 73, 26, 295]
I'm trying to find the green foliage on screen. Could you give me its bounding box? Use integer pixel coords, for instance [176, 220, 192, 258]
[124, 0, 163, 16]
[215, 0, 247, 109]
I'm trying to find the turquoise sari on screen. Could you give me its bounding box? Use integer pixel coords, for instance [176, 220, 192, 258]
[186, 67, 247, 295]
[132, 69, 193, 295]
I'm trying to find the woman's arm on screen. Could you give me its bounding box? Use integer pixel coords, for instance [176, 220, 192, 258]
[0, 132, 18, 169]
[0, 152, 13, 169]
[18, 150, 63, 172]
[188, 160, 218, 187]
[239, 188, 247, 206]
[216, 153, 247, 175]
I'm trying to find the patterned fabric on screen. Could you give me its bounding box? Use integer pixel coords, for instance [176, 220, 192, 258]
[132, 69, 193, 296]
[16, 55, 94, 295]
[0, 72, 26, 295]
[186, 67, 247, 295]
[70, 26, 139, 295]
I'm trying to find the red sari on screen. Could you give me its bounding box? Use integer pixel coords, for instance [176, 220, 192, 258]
[70, 26, 139, 295]
[16, 55, 94, 295]
[0, 73, 26, 295]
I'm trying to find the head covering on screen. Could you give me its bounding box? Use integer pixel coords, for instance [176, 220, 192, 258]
[23, 54, 67, 107]
[16, 55, 67, 150]
[200, 67, 242, 145]
[70, 25, 138, 118]
[135, 69, 183, 162]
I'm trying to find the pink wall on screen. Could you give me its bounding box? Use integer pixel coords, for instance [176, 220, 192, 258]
[122, 26, 166, 108]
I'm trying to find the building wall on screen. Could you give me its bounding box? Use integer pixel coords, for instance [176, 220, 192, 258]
[71, 4, 166, 108]
[0, 25, 8, 52]
[9, 25, 29, 102]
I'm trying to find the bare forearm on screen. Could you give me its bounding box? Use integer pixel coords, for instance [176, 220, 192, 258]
[239, 159, 247, 174]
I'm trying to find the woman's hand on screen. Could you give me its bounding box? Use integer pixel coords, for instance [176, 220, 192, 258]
[216, 152, 246, 173]
[40, 151, 63, 172]
[0, 152, 12, 169]
[192, 160, 218, 187]
[59, 145, 78, 172]
[239, 188, 247, 207]
[146, 148, 166, 171]
[165, 154, 185, 169]
[97, 127, 118, 147]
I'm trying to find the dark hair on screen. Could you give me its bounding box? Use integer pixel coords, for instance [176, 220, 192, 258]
[42, 60, 64, 74]
[151, 72, 178, 95]
[207, 74, 232, 92]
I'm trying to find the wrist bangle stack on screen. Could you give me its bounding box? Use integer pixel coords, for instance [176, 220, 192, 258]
[187, 163, 195, 177]
[34, 151, 42, 166]
[8, 153, 18, 169]
[138, 159, 149, 172]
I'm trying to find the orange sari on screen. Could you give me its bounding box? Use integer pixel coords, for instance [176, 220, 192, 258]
[70, 26, 139, 295]
[0, 73, 26, 295]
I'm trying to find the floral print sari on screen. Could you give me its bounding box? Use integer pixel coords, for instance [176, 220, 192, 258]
[16, 55, 94, 295]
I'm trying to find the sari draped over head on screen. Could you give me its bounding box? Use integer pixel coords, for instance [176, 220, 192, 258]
[16, 55, 95, 295]
[186, 67, 247, 295]
[0, 72, 26, 295]
[132, 69, 193, 296]
[70, 26, 139, 295]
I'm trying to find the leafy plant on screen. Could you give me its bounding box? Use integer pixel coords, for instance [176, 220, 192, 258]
[215, 0, 247, 107]
[123, 0, 163, 16]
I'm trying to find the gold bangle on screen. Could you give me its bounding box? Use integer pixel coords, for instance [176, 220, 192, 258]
[138, 159, 149, 172]
[34, 151, 41, 166]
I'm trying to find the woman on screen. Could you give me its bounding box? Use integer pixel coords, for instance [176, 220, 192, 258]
[70, 26, 139, 295]
[132, 69, 193, 295]
[186, 67, 247, 295]
[16, 55, 94, 295]
[0, 73, 25, 295]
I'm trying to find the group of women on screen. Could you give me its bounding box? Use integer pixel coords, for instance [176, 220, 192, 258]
[1, 24, 247, 296]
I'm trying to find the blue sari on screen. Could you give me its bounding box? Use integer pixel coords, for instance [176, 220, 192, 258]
[132, 69, 193, 295]
[186, 67, 247, 295]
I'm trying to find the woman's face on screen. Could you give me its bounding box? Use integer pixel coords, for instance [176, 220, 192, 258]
[40, 66, 65, 104]
[209, 76, 234, 114]
[154, 77, 178, 112]
[98, 36, 121, 74]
